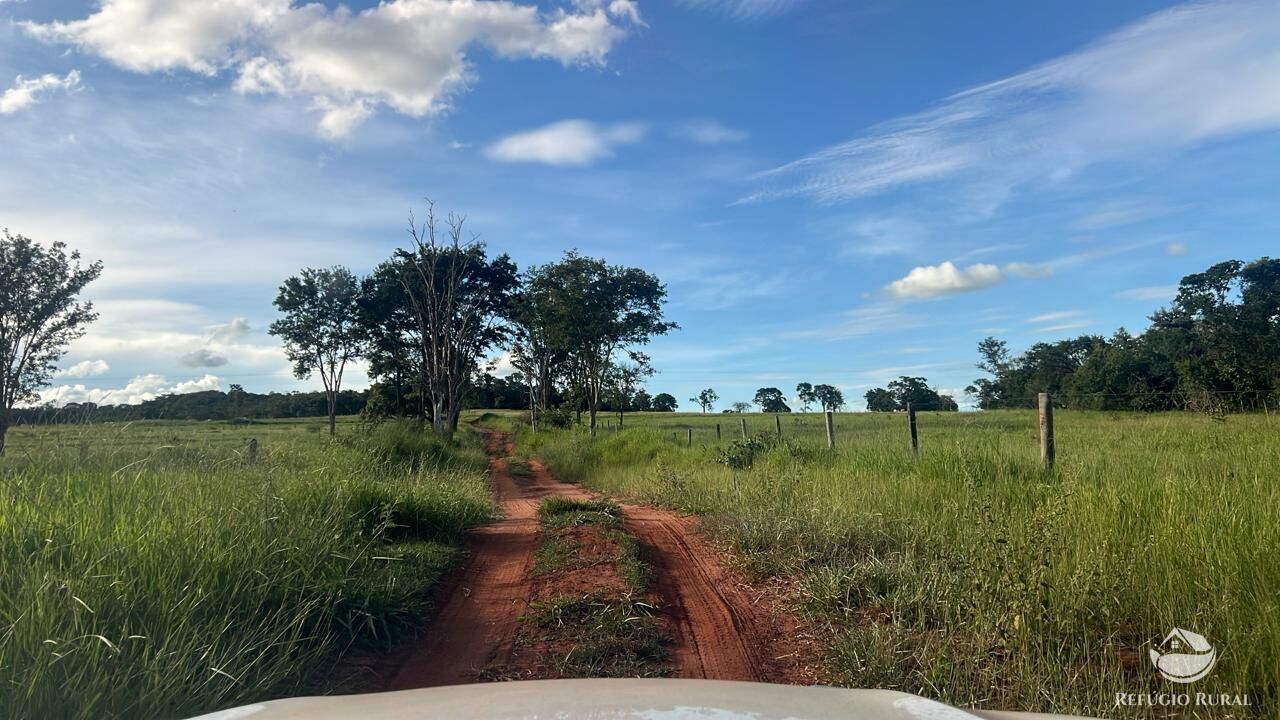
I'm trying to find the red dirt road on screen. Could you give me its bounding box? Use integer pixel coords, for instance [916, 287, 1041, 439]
[388, 430, 812, 688]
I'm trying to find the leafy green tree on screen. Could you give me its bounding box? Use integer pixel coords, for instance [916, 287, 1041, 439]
[270, 266, 363, 436]
[608, 360, 653, 424]
[730, 401, 752, 413]
[795, 382, 815, 412]
[651, 392, 678, 412]
[812, 383, 845, 412]
[524, 251, 676, 432]
[864, 387, 897, 412]
[357, 257, 423, 419]
[632, 388, 653, 412]
[0, 231, 102, 455]
[691, 387, 718, 413]
[753, 387, 791, 413]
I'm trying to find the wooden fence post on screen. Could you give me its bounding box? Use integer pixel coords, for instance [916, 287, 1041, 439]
[740, 417, 747, 440]
[78, 442, 89, 464]
[687, 428, 693, 447]
[1039, 392, 1055, 470]
[775, 414, 782, 437]
[248, 438, 259, 465]
[716, 423, 721, 442]
[906, 403, 919, 457]
[824, 411, 835, 450]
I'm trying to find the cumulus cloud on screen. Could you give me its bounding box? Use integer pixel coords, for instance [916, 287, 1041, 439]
[206, 317, 251, 344]
[485, 119, 646, 166]
[886, 261, 1003, 299]
[0, 70, 81, 114]
[675, 119, 748, 144]
[55, 359, 110, 378]
[37, 374, 222, 407]
[23, 0, 641, 137]
[180, 348, 230, 368]
[745, 0, 1280, 204]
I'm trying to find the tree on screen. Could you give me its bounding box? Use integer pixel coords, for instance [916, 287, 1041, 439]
[652, 393, 678, 412]
[691, 387, 718, 413]
[730, 401, 752, 413]
[812, 383, 845, 412]
[795, 382, 815, 412]
[357, 257, 424, 419]
[398, 202, 519, 436]
[864, 387, 897, 412]
[753, 387, 791, 413]
[270, 266, 363, 436]
[527, 251, 676, 433]
[632, 388, 653, 412]
[0, 231, 102, 455]
[607, 360, 653, 425]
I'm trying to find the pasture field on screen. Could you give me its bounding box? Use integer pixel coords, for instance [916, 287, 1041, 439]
[0, 418, 495, 719]
[506, 409, 1280, 718]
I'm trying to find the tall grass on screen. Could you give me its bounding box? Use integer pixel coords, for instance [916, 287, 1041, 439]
[513, 411, 1279, 718]
[0, 419, 495, 719]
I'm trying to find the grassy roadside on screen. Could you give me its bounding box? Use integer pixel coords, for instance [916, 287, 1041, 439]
[495, 497, 668, 679]
[0, 419, 496, 719]
[507, 411, 1279, 719]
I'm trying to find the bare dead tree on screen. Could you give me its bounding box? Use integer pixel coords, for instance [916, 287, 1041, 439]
[398, 201, 517, 436]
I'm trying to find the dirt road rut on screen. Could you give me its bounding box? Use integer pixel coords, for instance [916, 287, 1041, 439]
[388, 430, 811, 688]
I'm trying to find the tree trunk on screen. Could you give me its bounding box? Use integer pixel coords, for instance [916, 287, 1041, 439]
[327, 389, 337, 436]
[0, 415, 8, 456]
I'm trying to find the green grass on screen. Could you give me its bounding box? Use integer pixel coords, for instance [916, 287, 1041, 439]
[511, 410, 1280, 718]
[520, 595, 668, 677]
[0, 418, 496, 719]
[536, 497, 622, 528]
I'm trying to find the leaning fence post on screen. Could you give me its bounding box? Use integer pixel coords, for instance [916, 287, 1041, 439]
[824, 411, 835, 450]
[740, 417, 747, 440]
[1039, 392, 1055, 470]
[687, 428, 692, 447]
[775, 414, 782, 437]
[248, 438, 259, 465]
[906, 403, 919, 457]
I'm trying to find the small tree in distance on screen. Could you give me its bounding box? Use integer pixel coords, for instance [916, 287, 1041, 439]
[730, 401, 751, 413]
[753, 387, 791, 413]
[0, 231, 102, 455]
[652, 392, 678, 412]
[691, 387, 718, 413]
[270, 266, 364, 436]
[795, 382, 816, 412]
[812, 383, 845, 412]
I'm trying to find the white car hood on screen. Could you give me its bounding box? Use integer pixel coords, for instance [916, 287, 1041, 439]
[188, 679, 1100, 720]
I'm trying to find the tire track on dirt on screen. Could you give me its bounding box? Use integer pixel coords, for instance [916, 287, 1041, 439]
[389, 429, 808, 688]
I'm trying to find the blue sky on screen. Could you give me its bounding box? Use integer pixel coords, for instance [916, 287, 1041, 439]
[1, 0, 1278, 410]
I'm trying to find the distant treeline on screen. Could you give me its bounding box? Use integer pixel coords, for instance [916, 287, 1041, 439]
[13, 373, 680, 425]
[969, 257, 1280, 412]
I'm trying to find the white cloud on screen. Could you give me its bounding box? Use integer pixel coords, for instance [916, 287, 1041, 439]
[786, 302, 923, 341]
[37, 373, 223, 407]
[1074, 200, 1181, 230]
[886, 261, 1003, 299]
[1027, 310, 1080, 324]
[679, 0, 806, 19]
[676, 119, 749, 144]
[485, 119, 646, 166]
[1117, 285, 1178, 301]
[745, 0, 1280, 204]
[55, 359, 110, 378]
[23, 0, 641, 137]
[206, 317, 252, 344]
[1166, 241, 1187, 256]
[180, 348, 229, 368]
[0, 70, 81, 114]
